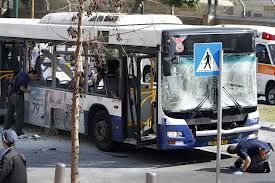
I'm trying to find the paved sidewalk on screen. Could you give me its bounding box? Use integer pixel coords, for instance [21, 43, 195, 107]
[260, 120, 275, 132]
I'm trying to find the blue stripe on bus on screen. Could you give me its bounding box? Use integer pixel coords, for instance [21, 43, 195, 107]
[157, 124, 195, 150]
[84, 111, 89, 135]
[111, 115, 124, 142]
[245, 117, 259, 126]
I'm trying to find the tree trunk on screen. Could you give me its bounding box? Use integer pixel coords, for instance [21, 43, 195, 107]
[130, 0, 143, 13]
[171, 4, 175, 15]
[208, 0, 212, 15]
[71, 0, 83, 183]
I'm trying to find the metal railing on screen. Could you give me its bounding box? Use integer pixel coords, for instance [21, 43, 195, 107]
[238, 0, 246, 17]
[0, 70, 14, 80]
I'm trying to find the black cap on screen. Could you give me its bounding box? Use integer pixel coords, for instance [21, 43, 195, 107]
[2, 129, 18, 146]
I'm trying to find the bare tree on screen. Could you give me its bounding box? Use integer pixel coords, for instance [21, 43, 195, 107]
[70, 0, 84, 182]
[130, 0, 143, 13]
[0, 1, 2, 16]
[69, 0, 124, 182]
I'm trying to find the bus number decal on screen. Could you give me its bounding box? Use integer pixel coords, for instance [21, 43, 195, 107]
[31, 96, 44, 116]
[32, 102, 41, 115]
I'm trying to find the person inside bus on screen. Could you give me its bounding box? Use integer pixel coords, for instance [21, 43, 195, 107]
[4, 70, 39, 136]
[68, 71, 85, 92]
[0, 129, 27, 183]
[227, 139, 273, 174]
[94, 58, 106, 87]
[257, 49, 269, 64]
[94, 59, 120, 96]
[5, 42, 20, 76]
[103, 60, 120, 96]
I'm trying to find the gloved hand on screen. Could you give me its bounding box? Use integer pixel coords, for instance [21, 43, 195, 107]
[233, 170, 243, 175]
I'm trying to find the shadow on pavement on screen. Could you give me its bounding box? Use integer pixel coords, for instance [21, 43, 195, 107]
[0, 124, 233, 169]
[195, 167, 234, 174]
[22, 143, 232, 169]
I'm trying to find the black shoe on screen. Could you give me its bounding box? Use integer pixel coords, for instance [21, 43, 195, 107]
[264, 161, 272, 173]
[229, 165, 237, 170]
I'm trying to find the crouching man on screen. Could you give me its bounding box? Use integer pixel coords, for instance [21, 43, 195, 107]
[227, 139, 273, 173]
[0, 129, 27, 183]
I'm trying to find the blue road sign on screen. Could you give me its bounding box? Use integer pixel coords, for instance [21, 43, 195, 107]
[194, 42, 222, 77]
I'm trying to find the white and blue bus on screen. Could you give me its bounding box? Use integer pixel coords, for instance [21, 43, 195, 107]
[0, 12, 260, 151]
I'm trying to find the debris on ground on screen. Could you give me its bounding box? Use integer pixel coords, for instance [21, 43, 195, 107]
[31, 134, 42, 140]
[34, 147, 57, 153]
[106, 152, 128, 158]
[16, 133, 45, 140]
[40, 147, 57, 151]
[18, 134, 28, 139]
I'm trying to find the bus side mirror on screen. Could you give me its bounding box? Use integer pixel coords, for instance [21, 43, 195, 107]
[162, 59, 171, 76]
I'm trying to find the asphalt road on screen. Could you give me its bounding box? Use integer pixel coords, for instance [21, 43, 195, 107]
[0, 126, 272, 183]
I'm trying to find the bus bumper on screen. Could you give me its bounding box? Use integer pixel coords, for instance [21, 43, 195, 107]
[157, 115, 260, 150]
[194, 126, 260, 147]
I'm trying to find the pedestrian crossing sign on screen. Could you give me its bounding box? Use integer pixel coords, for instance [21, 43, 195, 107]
[194, 42, 222, 77]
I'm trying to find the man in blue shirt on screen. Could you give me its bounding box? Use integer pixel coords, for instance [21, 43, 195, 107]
[4, 70, 38, 136]
[227, 139, 273, 173]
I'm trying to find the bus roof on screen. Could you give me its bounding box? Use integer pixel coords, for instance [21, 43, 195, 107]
[40, 12, 183, 26]
[216, 24, 275, 33]
[0, 13, 255, 47]
[216, 24, 275, 41]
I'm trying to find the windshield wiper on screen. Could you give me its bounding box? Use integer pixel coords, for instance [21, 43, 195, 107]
[191, 87, 215, 118]
[222, 87, 244, 114]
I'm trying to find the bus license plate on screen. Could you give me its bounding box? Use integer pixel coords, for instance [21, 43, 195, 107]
[208, 139, 228, 146]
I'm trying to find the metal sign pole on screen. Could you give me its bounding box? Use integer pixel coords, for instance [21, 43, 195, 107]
[216, 49, 223, 183]
[194, 42, 223, 183]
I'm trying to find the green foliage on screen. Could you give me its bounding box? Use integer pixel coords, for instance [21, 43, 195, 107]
[21, 0, 30, 5]
[164, 0, 200, 7]
[258, 104, 275, 123]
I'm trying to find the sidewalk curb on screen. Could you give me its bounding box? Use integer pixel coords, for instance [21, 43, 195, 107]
[260, 125, 275, 132]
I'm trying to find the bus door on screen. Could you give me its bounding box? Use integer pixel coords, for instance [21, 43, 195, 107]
[126, 55, 157, 147]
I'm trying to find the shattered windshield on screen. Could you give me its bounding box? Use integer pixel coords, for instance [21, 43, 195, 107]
[161, 53, 257, 112]
[161, 32, 256, 113]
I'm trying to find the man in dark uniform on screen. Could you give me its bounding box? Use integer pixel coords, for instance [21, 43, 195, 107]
[0, 129, 27, 183]
[4, 70, 38, 136]
[227, 139, 273, 173]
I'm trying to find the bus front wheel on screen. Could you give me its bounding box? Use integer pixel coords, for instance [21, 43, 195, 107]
[93, 110, 116, 151]
[265, 85, 275, 105]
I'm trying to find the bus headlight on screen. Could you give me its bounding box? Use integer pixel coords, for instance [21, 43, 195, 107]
[248, 133, 258, 139]
[167, 131, 183, 138]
